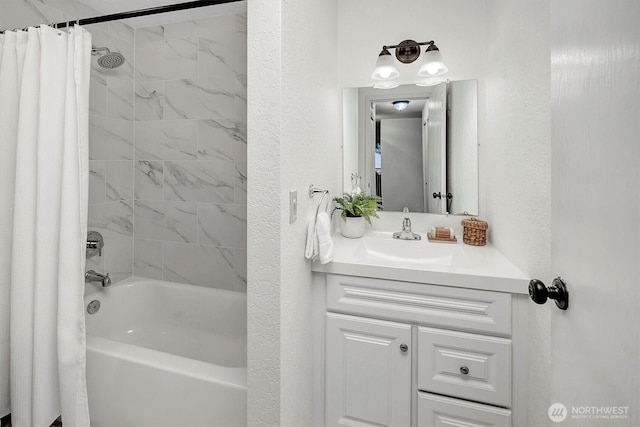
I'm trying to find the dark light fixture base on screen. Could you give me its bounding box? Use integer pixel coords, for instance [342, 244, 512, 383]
[395, 40, 421, 64]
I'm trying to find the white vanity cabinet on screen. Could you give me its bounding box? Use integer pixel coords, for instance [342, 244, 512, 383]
[323, 274, 528, 427]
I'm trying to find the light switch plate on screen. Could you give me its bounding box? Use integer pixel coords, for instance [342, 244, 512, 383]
[289, 190, 297, 223]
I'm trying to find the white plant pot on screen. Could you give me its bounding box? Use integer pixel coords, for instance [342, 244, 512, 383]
[340, 216, 366, 239]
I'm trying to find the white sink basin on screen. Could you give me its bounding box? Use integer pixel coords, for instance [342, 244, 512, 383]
[314, 230, 530, 294]
[358, 235, 469, 267]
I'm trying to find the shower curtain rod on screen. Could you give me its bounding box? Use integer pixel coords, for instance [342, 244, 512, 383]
[0, 0, 240, 34]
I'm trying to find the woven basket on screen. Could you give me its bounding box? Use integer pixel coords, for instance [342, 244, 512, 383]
[462, 218, 488, 246]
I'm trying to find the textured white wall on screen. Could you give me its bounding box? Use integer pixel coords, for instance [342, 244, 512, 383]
[483, 1, 551, 425]
[247, 0, 340, 426]
[247, 1, 282, 425]
[279, 0, 340, 424]
[338, 0, 487, 88]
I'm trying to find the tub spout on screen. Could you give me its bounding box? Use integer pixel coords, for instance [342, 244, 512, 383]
[85, 270, 111, 287]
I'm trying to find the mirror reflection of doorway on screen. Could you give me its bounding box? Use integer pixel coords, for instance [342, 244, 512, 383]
[373, 82, 447, 214]
[347, 80, 478, 215]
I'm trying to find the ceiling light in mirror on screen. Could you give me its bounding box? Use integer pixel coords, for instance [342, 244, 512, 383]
[392, 100, 410, 111]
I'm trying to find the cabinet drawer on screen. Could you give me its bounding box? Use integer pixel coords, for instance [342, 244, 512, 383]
[418, 392, 512, 427]
[327, 275, 512, 335]
[417, 327, 511, 407]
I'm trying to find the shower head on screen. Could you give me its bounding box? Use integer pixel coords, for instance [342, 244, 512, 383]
[91, 46, 125, 69]
[98, 52, 125, 69]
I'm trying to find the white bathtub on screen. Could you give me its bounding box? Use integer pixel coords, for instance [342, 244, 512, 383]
[84, 277, 247, 427]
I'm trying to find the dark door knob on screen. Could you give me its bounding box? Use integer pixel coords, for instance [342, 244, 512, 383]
[529, 277, 569, 310]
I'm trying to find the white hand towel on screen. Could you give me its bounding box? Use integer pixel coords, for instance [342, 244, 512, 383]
[315, 212, 334, 264]
[305, 217, 319, 261]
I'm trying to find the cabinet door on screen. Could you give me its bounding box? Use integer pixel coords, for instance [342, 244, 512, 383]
[326, 313, 412, 427]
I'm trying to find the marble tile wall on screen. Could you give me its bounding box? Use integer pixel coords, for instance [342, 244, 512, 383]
[86, 23, 135, 284]
[2, 3, 246, 290]
[133, 14, 247, 292]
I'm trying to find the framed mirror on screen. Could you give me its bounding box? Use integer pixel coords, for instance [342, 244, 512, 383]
[343, 81, 478, 215]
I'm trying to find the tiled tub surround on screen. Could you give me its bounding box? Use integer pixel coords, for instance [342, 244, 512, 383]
[1, 3, 247, 291]
[133, 15, 248, 292]
[87, 22, 136, 285]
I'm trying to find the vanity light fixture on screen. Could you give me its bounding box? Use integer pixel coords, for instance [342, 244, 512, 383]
[374, 80, 400, 90]
[416, 79, 442, 87]
[419, 44, 448, 76]
[371, 48, 400, 80]
[372, 39, 448, 89]
[392, 100, 410, 111]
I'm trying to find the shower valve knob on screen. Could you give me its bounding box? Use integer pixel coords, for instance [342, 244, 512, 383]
[528, 277, 569, 310]
[86, 231, 104, 259]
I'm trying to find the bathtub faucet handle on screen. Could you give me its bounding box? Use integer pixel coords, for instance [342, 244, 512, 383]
[85, 270, 111, 287]
[86, 231, 104, 259]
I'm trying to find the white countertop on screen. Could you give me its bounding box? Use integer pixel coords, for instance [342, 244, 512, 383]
[312, 230, 530, 295]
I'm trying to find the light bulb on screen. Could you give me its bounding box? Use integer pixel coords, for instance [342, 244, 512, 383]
[426, 63, 440, 75]
[371, 48, 400, 80]
[418, 44, 448, 77]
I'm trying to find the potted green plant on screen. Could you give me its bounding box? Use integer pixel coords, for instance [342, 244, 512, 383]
[333, 192, 380, 238]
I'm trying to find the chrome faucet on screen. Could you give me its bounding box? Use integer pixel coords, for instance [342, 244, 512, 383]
[85, 270, 111, 287]
[393, 207, 422, 240]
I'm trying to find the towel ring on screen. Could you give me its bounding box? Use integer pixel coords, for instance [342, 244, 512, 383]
[309, 184, 330, 215]
[309, 185, 330, 235]
[309, 184, 327, 199]
[315, 190, 330, 217]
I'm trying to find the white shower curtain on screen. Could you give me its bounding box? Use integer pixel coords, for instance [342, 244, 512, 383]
[0, 25, 91, 427]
